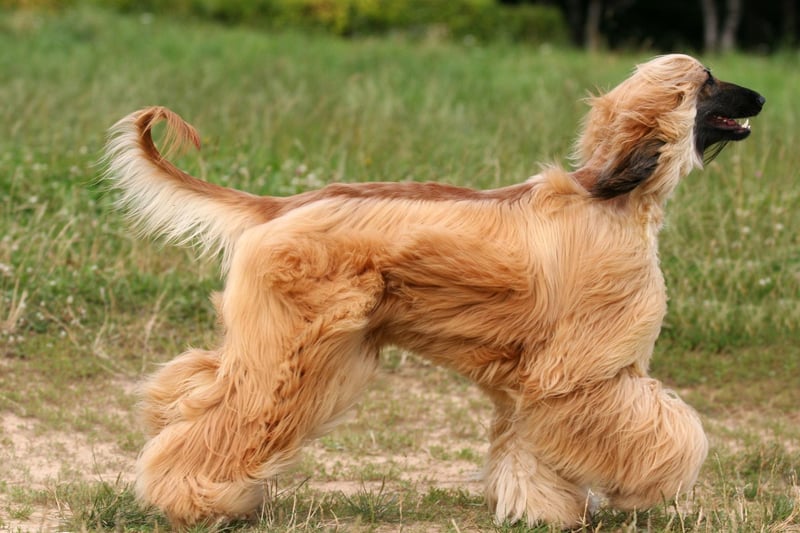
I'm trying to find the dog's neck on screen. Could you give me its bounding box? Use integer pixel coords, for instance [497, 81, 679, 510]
[571, 167, 599, 193]
[570, 166, 668, 244]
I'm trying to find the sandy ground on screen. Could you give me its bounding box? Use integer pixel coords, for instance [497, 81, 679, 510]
[0, 368, 490, 532]
[0, 411, 135, 531]
[2, 368, 796, 532]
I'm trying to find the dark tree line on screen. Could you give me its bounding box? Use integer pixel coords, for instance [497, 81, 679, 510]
[503, 0, 798, 52]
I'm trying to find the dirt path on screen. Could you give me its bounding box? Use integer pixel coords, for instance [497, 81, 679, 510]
[1, 411, 134, 531]
[2, 365, 797, 532]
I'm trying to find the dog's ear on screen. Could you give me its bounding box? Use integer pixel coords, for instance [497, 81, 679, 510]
[591, 139, 665, 199]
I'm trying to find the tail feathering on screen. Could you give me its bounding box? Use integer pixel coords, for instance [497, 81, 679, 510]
[102, 107, 268, 270]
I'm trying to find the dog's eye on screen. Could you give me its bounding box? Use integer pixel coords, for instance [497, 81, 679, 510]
[704, 70, 716, 87]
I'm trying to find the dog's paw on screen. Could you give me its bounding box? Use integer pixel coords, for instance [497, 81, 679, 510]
[484, 452, 590, 528]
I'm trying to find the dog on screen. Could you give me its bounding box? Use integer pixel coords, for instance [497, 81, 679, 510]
[102, 54, 764, 528]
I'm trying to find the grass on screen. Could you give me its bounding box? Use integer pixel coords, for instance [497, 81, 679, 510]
[0, 5, 798, 532]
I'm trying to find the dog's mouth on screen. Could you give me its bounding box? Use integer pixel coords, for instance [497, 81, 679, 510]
[697, 110, 759, 164]
[706, 114, 752, 140]
[695, 79, 764, 164]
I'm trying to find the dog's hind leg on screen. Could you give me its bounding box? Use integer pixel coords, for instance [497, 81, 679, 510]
[135, 223, 385, 528]
[138, 293, 227, 437]
[138, 348, 222, 437]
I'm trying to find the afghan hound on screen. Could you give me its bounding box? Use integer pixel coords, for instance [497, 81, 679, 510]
[102, 54, 764, 528]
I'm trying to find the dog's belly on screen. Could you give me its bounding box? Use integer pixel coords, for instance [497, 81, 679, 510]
[379, 319, 524, 390]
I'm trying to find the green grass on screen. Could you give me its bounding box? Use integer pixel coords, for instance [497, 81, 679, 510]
[0, 5, 798, 532]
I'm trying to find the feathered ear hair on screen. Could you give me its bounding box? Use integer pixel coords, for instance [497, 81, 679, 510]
[590, 139, 665, 199]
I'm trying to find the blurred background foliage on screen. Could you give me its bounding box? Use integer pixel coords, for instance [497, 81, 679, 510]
[1, 0, 796, 53]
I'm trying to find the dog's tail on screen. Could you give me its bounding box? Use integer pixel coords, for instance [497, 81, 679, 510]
[102, 107, 275, 266]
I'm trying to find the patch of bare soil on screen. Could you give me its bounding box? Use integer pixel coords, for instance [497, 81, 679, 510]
[0, 411, 135, 532]
[0, 364, 492, 531]
[305, 433, 486, 494]
[279, 358, 488, 491]
[3, 361, 796, 532]
[704, 408, 800, 454]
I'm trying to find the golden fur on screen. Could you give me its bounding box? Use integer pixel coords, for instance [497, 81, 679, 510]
[102, 54, 763, 528]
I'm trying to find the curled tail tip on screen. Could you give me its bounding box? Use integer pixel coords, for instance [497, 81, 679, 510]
[106, 106, 201, 160]
[130, 106, 202, 155]
[102, 107, 257, 268]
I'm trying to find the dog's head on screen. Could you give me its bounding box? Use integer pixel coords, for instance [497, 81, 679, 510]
[573, 54, 764, 200]
[693, 67, 765, 164]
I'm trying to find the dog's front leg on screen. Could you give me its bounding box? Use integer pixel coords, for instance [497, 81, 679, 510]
[483, 394, 592, 528]
[514, 371, 707, 516]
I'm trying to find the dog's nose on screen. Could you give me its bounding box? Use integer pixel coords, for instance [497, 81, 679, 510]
[757, 94, 766, 107]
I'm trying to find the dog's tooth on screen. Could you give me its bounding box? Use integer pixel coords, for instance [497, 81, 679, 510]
[743, 118, 750, 129]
